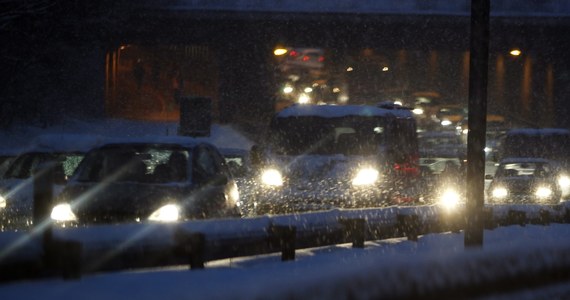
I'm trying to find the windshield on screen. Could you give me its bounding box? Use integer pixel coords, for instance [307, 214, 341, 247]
[75, 146, 189, 183]
[496, 162, 552, 178]
[269, 116, 383, 155]
[4, 152, 84, 179]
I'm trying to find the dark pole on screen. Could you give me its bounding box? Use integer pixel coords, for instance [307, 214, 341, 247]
[465, 0, 490, 247]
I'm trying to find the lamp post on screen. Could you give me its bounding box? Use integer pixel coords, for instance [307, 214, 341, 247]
[465, 0, 490, 247]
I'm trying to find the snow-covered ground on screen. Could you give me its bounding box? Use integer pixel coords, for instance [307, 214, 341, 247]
[2, 118, 570, 298]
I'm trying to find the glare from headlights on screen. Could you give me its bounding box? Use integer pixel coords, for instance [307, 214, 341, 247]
[261, 169, 283, 186]
[535, 186, 552, 199]
[491, 187, 508, 198]
[439, 188, 460, 210]
[441, 120, 452, 126]
[352, 168, 379, 186]
[50, 203, 77, 222]
[0, 195, 5, 209]
[412, 108, 424, 115]
[148, 204, 180, 222]
[558, 175, 570, 188]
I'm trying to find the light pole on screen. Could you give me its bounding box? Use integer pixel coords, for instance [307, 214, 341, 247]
[465, 0, 490, 247]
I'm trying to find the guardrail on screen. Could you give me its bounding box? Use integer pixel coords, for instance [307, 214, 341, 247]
[2, 202, 570, 283]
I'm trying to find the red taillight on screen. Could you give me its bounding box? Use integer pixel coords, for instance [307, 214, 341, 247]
[393, 154, 420, 176]
[289, 50, 298, 57]
[302, 55, 310, 61]
[318, 56, 325, 62]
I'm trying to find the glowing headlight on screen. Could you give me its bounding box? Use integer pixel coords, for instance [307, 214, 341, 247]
[535, 186, 552, 199]
[0, 195, 5, 209]
[261, 168, 283, 186]
[412, 108, 424, 115]
[352, 168, 379, 186]
[491, 187, 508, 198]
[439, 188, 460, 210]
[441, 120, 452, 126]
[558, 175, 570, 188]
[149, 204, 180, 222]
[50, 203, 77, 222]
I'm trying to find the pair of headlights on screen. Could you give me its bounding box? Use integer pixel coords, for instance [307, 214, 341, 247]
[491, 186, 554, 199]
[260, 167, 380, 187]
[50, 203, 181, 223]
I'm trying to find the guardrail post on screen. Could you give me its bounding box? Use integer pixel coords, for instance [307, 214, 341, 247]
[564, 208, 570, 224]
[44, 234, 82, 280]
[270, 225, 296, 261]
[533, 209, 551, 225]
[339, 218, 365, 248]
[33, 162, 55, 228]
[507, 210, 526, 226]
[483, 207, 496, 229]
[397, 214, 420, 241]
[61, 240, 82, 279]
[175, 231, 205, 270]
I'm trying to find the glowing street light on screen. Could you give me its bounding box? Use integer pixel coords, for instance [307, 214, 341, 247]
[509, 49, 521, 56]
[382, 66, 389, 72]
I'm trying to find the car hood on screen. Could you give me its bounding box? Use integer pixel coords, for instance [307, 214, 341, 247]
[59, 182, 194, 222]
[267, 154, 381, 185]
[0, 178, 65, 211]
[491, 177, 556, 192]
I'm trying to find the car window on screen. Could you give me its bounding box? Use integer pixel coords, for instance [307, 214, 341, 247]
[193, 146, 219, 180]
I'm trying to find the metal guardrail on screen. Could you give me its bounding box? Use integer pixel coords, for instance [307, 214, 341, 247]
[1, 202, 569, 282]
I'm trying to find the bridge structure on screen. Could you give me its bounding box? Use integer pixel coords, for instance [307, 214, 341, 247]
[2, 0, 569, 128]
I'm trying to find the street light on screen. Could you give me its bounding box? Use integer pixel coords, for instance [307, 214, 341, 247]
[509, 49, 521, 56]
[274, 48, 288, 56]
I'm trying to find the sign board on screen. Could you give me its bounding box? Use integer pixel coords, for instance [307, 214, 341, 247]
[178, 97, 212, 137]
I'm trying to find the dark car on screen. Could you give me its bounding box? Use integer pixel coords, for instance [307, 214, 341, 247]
[487, 158, 562, 205]
[51, 137, 241, 224]
[0, 134, 103, 230]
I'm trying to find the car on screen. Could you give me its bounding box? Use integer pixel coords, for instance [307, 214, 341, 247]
[50, 137, 241, 225]
[487, 157, 562, 205]
[251, 103, 420, 215]
[432, 105, 467, 129]
[0, 134, 104, 230]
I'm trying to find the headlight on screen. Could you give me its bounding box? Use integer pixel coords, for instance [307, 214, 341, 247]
[148, 204, 180, 222]
[261, 168, 283, 186]
[50, 203, 77, 222]
[491, 187, 508, 199]
[535, 186, 553, 199]
[352, 168, 379, 186]
[0, 195, 5, 209]
[439, 188, 460, 210]
[558, 175, 570, 188]
[441, 120, 452, 126]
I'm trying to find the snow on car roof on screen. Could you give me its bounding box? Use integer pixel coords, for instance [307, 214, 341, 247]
[24, 134, 105, 153]
[276, 104, 413, 118]
[500, 157, 551, 164]
[96, 135, 201, 148]
[507, 128, 570, 136]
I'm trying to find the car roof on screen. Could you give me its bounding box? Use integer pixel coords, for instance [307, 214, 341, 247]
[94, 135, 202, 149]
[276, 104, 413, 119]
[23, 134, 105, 153]
[507, 128, 570, 136]
[500, 157, 551, 164]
